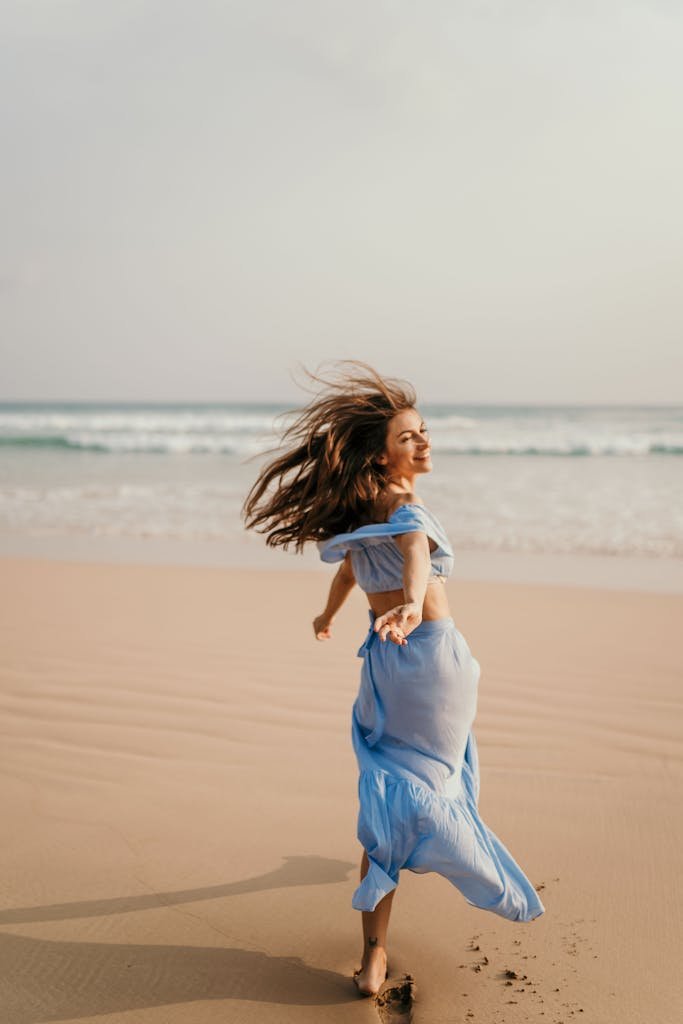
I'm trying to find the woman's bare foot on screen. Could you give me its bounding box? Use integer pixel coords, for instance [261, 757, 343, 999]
[353, 945, 388, 996]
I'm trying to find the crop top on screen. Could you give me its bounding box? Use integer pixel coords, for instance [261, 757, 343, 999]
[317, 502, 454, 594]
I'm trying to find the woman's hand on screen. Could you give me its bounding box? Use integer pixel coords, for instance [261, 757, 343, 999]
[313, 613, 334, 641]
[373, 602, 422, 646]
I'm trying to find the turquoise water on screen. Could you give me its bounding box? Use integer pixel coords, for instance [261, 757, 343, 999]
[0, 400, 681, 455]
[0, 401, 681, 558]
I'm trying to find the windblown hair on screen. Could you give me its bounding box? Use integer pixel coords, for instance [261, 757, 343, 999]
[241, 360, 417, 552]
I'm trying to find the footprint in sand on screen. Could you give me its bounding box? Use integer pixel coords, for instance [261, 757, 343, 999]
[374, 973, 417, 1023]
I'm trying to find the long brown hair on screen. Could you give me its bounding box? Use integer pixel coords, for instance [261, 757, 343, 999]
[241, 360, 417, 552]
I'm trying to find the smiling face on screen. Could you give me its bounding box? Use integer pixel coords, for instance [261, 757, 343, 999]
[376, 407, 432, 480]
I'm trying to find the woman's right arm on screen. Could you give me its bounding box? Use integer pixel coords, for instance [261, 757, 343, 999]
[313, 552, 356, 640]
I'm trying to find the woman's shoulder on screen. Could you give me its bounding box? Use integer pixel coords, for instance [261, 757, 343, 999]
[371, 491, 425, 523]
[317, 493, 452, 563]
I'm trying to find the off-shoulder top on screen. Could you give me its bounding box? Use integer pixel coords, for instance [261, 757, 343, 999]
[317, 502, 454, 594]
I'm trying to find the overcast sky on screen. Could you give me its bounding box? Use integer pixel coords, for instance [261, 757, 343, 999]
[1, 1, 682, 403]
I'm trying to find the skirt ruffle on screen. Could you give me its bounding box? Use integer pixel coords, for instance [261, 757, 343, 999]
[351, 612, 545, 923]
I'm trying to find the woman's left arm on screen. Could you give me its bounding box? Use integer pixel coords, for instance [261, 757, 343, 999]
[313, 552, 356, 640]
[373, 532, 430, 645]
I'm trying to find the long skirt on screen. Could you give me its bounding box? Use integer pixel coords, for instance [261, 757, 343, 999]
[351, 609, 545, 923]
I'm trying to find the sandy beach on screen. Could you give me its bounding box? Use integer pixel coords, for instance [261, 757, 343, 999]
[1, 556, 681, 1023]
[4, 0, 683, 1018]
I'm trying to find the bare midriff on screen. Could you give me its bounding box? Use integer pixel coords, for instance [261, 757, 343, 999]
[366, 577, 451, 620]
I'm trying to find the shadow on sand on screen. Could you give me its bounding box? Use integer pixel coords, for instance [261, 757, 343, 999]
[1, 854, 360, 1020]
[1, 932, 358, 1022]
[0, 853, 355, 924]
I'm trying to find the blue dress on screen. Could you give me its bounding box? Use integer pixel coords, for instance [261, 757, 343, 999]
[318, 502, 545, 923]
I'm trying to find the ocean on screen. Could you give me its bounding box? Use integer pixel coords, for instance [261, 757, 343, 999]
[1, 401, 681, 586]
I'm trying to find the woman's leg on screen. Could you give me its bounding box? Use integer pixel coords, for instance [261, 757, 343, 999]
[354, 848, 396, 994]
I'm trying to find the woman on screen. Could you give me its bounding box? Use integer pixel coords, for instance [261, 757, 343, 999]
[242, 361, 545, 998]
